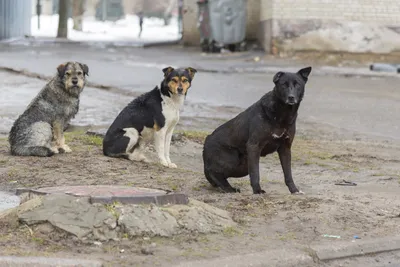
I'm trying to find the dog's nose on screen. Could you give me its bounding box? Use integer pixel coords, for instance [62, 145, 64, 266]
[288, 96, 295, 102]
[177, 87, 183, 93]
[72, 79, 78, 85]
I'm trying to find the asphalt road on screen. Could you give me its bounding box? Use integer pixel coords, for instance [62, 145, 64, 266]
[0, 44, 398, 141]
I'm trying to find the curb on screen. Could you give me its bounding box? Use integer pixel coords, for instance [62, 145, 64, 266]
[312, 236, 400, 261]
[0, 37, 181, 49]
[0, 256, 103, 267]
[171, 248, 315, 267]
[193, 65, 400, 79]
[172, 236, 400, 267]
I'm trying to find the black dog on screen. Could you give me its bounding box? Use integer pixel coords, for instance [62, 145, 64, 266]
[202, 67, 312, 194]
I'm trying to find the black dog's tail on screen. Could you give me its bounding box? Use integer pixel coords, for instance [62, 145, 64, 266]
[11, 146, 55, 157]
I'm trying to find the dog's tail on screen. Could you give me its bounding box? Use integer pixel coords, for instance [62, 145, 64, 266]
[11, 146, 55, 157]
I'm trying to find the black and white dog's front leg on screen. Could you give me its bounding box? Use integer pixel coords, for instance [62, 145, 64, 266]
[154, 128, 176, 168]
[277, 143, 303, 194]
[164, 126, 177, 168]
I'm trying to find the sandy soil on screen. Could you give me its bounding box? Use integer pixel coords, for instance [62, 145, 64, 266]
[0, 122, 400, 266]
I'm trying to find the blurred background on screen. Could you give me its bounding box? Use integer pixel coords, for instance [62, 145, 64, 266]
[0, 0, 399, 57]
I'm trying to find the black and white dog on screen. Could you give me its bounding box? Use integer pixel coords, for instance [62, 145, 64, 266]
[103, 67, 197, 168]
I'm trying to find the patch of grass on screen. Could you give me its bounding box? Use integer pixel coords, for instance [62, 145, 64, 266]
[276, 232, 296, 241]
[222, 226, 242, 237]
[7, 168, 19, 177]
[122, 233, 129, 239]
[371, 172, 387, 177]
[64, 131, 103, 147]
[104, 201, 121, 219]
[31, 236, 45, 245]
[0, 159, 8, 165]
[178, 130, 209, 143]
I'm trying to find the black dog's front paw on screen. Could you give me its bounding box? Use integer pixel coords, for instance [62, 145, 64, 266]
[253, 189, 266, 194]
[222, 187, 241, 193]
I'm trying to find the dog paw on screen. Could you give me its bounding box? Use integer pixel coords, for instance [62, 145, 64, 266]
[50, 147, 59, 154]
[222, 187, 241, 193]
[160, 160, 169, 167]
[292, 190, 305, 195]
[62, 145, 72, 153]
[168, 163, 177, 168]
[253, 189, 266, 194]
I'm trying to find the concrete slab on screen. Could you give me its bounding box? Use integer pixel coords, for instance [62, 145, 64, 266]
[0, 256, 103, 267]
[313, 236, 400, 261]
[16, 185, 189, 206]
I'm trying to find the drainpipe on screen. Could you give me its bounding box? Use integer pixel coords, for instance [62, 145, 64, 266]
[36, 0, 42, 29]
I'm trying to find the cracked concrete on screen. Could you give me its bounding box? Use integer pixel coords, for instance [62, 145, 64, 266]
[17, 194, 236, 241]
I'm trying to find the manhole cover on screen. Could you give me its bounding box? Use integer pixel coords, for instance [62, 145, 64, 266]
[16, 185, 188, 206]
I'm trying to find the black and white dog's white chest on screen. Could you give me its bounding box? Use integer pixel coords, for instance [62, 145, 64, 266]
[161, 95, 184, 126]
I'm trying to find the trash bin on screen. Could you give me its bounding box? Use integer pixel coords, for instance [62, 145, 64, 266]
[197, 0, 214, 52]
[197, 0, 247, 52]
[95, 0, 124, 22]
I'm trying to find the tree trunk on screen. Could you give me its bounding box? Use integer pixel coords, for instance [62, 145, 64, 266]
[72, 0, 84, 31]
[57, 0, 69, 38]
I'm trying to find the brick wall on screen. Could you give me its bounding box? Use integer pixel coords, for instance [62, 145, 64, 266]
[259, 0, 400, 53]
[270, 0, 400, 25]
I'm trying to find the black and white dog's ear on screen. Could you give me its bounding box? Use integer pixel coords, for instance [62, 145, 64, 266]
[186, 67, 197, 79]
[273, 71, 284, 84]
[162, 66, 174, 77]
[297, 66, 312, 82]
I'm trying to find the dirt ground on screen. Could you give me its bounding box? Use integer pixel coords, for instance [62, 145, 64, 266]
[0, 120, 400, 266]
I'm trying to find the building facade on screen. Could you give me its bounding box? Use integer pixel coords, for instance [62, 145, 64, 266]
[183, 0, 400, 54]
[259, 0, 400, 54]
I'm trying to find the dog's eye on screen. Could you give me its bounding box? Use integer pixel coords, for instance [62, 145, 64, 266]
[65, 72, 71, 76]
[182, 79, 188, 83]
[172, 79, 178, 83]
[77, 71, 83, 75]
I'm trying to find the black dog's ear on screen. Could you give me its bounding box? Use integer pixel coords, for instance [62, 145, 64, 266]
[57, 63, 66, 77]
[297, 66, 312, 82]
[186, 67, 197, 79]
[79, 63, 89, 76]
[273, 71, 284, 84]
[162, 66, 174, 77]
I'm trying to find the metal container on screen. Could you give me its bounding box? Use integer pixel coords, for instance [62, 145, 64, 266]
[209, 0, 246, 45]
[197, 0, 214, 52]
[197, 0, 247, 52]
[95, 0, 124, 22]
[0, 0, 32, 40]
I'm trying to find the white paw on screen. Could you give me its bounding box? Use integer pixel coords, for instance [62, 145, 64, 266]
[50, 147, 59, 154]
[160, 159, 169, 167]
[168, 163, 177, 168]
[292, 190, 305, 195]
[62, 144, 72, 153]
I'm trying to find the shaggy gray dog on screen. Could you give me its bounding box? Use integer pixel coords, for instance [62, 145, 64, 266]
[8, 62, 89, 157]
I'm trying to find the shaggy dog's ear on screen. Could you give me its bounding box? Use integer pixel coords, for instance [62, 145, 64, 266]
[57, 63, 66, 77]
[79, 63, 89, 76]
